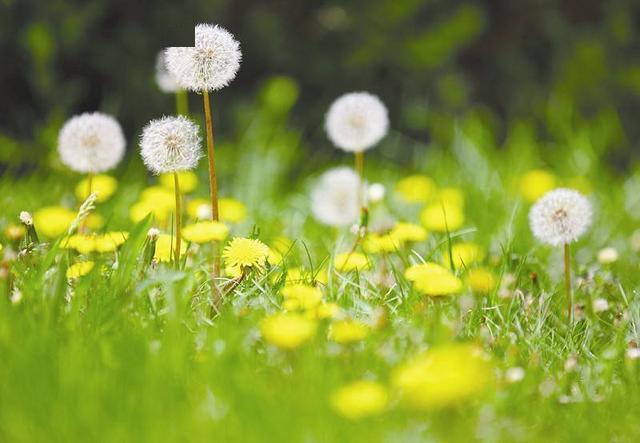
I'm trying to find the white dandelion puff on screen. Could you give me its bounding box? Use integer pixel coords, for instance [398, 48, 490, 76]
[139, 116, 202, 174]
[165, 24, 242, 92]
[19, 211, 33, 226]
[58, 112, 126, 174]
[529, 188, 592, 246]
[325, 92, 389, 153]
[367, 183, 385, 203]
[311, 167, 362, 227]
[155, 50, 182, 93]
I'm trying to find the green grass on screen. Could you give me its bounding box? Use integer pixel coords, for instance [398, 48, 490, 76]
[1, 90, 640, 442]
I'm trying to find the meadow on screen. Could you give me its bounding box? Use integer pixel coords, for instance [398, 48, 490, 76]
[2, 21, 640, 443]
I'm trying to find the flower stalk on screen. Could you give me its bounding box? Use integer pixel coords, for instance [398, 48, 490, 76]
[564, 242, 572, 323]
[173, 172, 182, 267]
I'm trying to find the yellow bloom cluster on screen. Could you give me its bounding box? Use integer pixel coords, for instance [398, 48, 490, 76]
[260, 313, 317, 350]
[33, 206, 103, 238]
[392, 343, 492, 409]
[75, 174, 118, 203]
[329, 319, 369, 344]
[364, 222, 428, 254]
[330, 380, 389, 420]
[62, 232, 129, 254]
[405, 262, 463, 296]
[66, 261, 95, 279]
[281, 283, 339, 319]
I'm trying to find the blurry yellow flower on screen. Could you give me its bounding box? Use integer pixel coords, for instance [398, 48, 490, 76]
[33, 206, 75, 238]
[4, 224, 25, 241]
[405, 262, 463, 296]
[260, 313, 317, 350]
[363, 233, 401, 254]
[437, 187, 465, 208]
[141, 186, 175, 205]
[330, 319, 369, 344]
[66, 261, 94, 279]
[159, 171, 198, 194]
[467, 268, 498, 293]
[95, 232, 128, 252]
[334, 252, 370, 272]
[129, 200, 171, 224]
[63, 232, 129, 254]
[390, 222, 428, 243]
[395, 175, 437, 203]
[182, 221, 229, 243]
[75, 174, 118, 203]
[282, 284, 323, 311]
[222, 237, 270, 271]
[154, 234, 187, 262]
[313, 302, 340, 319]
[186, 198, 210, 219]
[420, 202, 464, 232]
[330, 381, 389, 420]
[392, 343, 492, 410]
[220, 198, 247, 223]
[186, 197, 247, 223]
[268, 249, 283, 265]
[446, 242, 485, 269]
[519, 169, 556, 202]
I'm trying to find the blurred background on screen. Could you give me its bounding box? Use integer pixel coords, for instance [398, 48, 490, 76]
[1, 0, 640, 175]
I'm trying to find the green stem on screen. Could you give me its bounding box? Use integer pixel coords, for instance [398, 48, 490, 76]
[176, 90, 188, 116]
[564, 242, 573, 324]
[173, 172, 182, 268]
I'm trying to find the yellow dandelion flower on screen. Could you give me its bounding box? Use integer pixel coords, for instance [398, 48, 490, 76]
[159, 171, 198, 194]
[185, 197, 247, 223]
[75, 174, 118, 203]
[222, 237, 270, 271]
[260, 313, 317, 350]
[66, 261, 94, 279]
[219, 198, 247, 223]
[446, 242, 485, 269]
[95, 232, 128, 252]
[390, 222, 428, 243]
[182, 221, 229, 243]
[405, 262, 463, 296]
[392, 343, 492, 410]
[312, 302, 340, 319]
[33, 206, 76, 238]
[363, 233, 402, 254]
[224, 265, 242, 278]
[329, 319, 369, 344]
[334, 252, 370, 272]
[395, 175, 437, 203]
[154, 234, 187, 262]
[330, 380, 389, 420]
[129, 200, 168, 224]
[282, 284, 323, 311]
[519, 169, 556, 202]
[141, 186, 175, 205]
[420, 202, 464, 232]
[467, 267, 498, 293]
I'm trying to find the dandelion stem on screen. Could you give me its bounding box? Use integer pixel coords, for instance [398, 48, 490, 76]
[173, 172, 182, 268]
[202, 90, 219, 222]
[80, 173, 93, 233]
[202, 90, 221, 303]
[564, 242, 573, 323]
[355, 151, 365, 207]
[176, 90, 189, 116]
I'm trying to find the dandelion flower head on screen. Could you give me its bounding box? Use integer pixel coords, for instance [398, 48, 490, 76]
[140, 116, 202, 174]
[155, 50, 182, 93]
[325, 92, 388, 153]
[58, 112, 126, 174]
[222, 237, 270, 271]
[311, 167, 361, 227]
[529, 188, 592, 246]
[166, 24, 242, 92]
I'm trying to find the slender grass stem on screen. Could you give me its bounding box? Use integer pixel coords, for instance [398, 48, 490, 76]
[564, 242, 573, 324]
[173, 172, 182, 268]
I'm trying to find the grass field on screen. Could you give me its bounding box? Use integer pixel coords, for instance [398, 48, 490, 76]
[1, 75, 640, 443]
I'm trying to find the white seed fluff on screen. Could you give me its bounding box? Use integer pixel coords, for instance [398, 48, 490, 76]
[325, 92, 389, 152]
[139, 116, 202, 174]
[529, 188, 592, 246]
[311, 167, 361, 227]
[155, 50, 181, 93]
[58, 112, 126, 174]
[165, 24, 242, 92]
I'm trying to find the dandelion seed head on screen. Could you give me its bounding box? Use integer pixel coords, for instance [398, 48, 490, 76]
[58, 112, 126, 174]
[19, 211, 33, 226]
[165, 24, 242, 92]
[325, 92, 388, 152]
[529, 188, 592, 246]
[155, 50, 181, 93]
[139, 116, 202, 174]
[311, 167, 361, 227]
